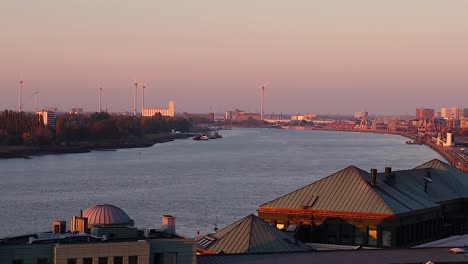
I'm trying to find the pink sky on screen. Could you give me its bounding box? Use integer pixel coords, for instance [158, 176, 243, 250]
[1, 1, 467, 115]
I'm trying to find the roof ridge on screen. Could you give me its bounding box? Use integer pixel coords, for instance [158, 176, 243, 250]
[253, 216, 295, 250]
[259, 165, 362, 208]
[359, 170, 396, 214]
[246, 214, 254, 252]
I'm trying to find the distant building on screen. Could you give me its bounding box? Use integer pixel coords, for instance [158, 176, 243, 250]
[143, 101, 175, 117]
[461, 117, 468, 129]
[0, 204, 195, 264]
[69, 107, 83, 115]
[36, 110, 56, 127]
[291, 113, 317, 121]
[354, 112, 368, 120]
[416, 108, 434, 120]
[183, 112, 215, 123]
[258, 159, 468, 248]
[225, 109, 261, 121]
[441, 107, 468, 120]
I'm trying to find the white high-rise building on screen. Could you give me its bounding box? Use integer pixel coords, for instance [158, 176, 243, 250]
[37, 110, 56, 127]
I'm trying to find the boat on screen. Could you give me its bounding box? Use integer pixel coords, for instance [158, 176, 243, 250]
[406, 140, 424, 145]
[193, 134, 209, 141]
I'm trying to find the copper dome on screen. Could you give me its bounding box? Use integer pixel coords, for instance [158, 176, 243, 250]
[82, 204, 133, 227]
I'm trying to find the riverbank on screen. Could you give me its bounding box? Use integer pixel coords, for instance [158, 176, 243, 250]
[0, 133, 194, 159]
[282, 125, 468, 172]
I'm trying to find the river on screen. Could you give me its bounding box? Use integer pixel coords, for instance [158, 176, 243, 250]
[0, 128, 445, 238]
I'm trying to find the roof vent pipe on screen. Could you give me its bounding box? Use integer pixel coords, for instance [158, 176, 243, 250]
[424, 176, 433, 193]
[370, 168, 377, 186]
[385, 167, 392, 182]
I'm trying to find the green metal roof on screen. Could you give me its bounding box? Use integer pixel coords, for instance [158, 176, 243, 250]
[197, 214, 311, 254]
[259, 160, 468, 216]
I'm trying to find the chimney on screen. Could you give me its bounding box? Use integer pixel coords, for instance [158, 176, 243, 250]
[53, 220, 66, 234]
[162, 215, 176, 235]
[384, 167, 395, 183]
[71, 215, 89, 234]
[370, 168, 377, 186]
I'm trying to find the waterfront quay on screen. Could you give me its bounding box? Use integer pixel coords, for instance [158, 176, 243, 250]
[281, 125, 468, 172]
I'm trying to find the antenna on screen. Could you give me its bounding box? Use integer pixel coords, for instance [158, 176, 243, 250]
[133, 81, 138, 116]
[32, 90, 39, 112]
[98, 83, 103, 113]
[18, 80, 24, 113]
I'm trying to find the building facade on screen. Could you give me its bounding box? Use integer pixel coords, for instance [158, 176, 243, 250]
[257, 160, 468, 248]
[441, 108, 468, 120]
[224, 109, 261, 121]
[143, 101, 175, 117]
[36, 110, 56, 127]
[416, 108, 435, 120]
[0, 204, 195, 264]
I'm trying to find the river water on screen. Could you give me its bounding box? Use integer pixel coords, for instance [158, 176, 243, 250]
[0, 128, 445, 238]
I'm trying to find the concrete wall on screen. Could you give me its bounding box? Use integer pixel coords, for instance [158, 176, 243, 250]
[54, 241, 149, 264]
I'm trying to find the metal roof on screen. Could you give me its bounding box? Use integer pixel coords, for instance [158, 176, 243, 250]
[197, 214, 311, 254]
[259, 159, 467, 217]
[197, 247, 468, 264]
[259, 166, 396, 215]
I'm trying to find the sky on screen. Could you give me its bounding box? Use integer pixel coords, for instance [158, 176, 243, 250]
[1, 1, 468, 115]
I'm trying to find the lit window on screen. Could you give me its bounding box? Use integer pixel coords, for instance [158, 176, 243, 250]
[368, 226, 378, 246]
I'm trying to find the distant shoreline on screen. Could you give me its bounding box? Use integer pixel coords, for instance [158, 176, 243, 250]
[281, 126, 467, 172]
[0, 133, 194, 159]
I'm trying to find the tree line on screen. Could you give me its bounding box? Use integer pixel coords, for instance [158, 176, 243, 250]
[0, 110, 192, 146]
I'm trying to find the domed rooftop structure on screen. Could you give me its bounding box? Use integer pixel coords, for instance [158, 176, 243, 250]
[82, 204, 134, 227]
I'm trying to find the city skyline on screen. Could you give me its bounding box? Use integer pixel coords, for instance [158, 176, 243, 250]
[1, 1, 467, 115]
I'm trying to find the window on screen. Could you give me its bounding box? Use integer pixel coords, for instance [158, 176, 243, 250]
[98, 257, 108, 264]
[83, 258, 93, 264]
[153, 253, 163, 264]
[67, 259, 77, 264]
[275, 220, 285, 230]
[382, 230, 392, 247]
[128, 256, 138, 264]
[340, 223, 353, 244]
[37, 259, 49, 264]
[12, 260, 23, 264]
[327, 221, 338, 243]
[354, 224, 364, 245]
[368, 226, 378, 246]
[168, 252, 177, 264]
[113, 257, 123, 264]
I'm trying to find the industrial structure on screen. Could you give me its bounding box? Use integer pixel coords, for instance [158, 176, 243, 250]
[0, 204, 195, 264]
[142, 101, 175, 117]
[258, 159, 468, 248]
[224, 109, 261, 122]
[183, 112, 215, 123]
